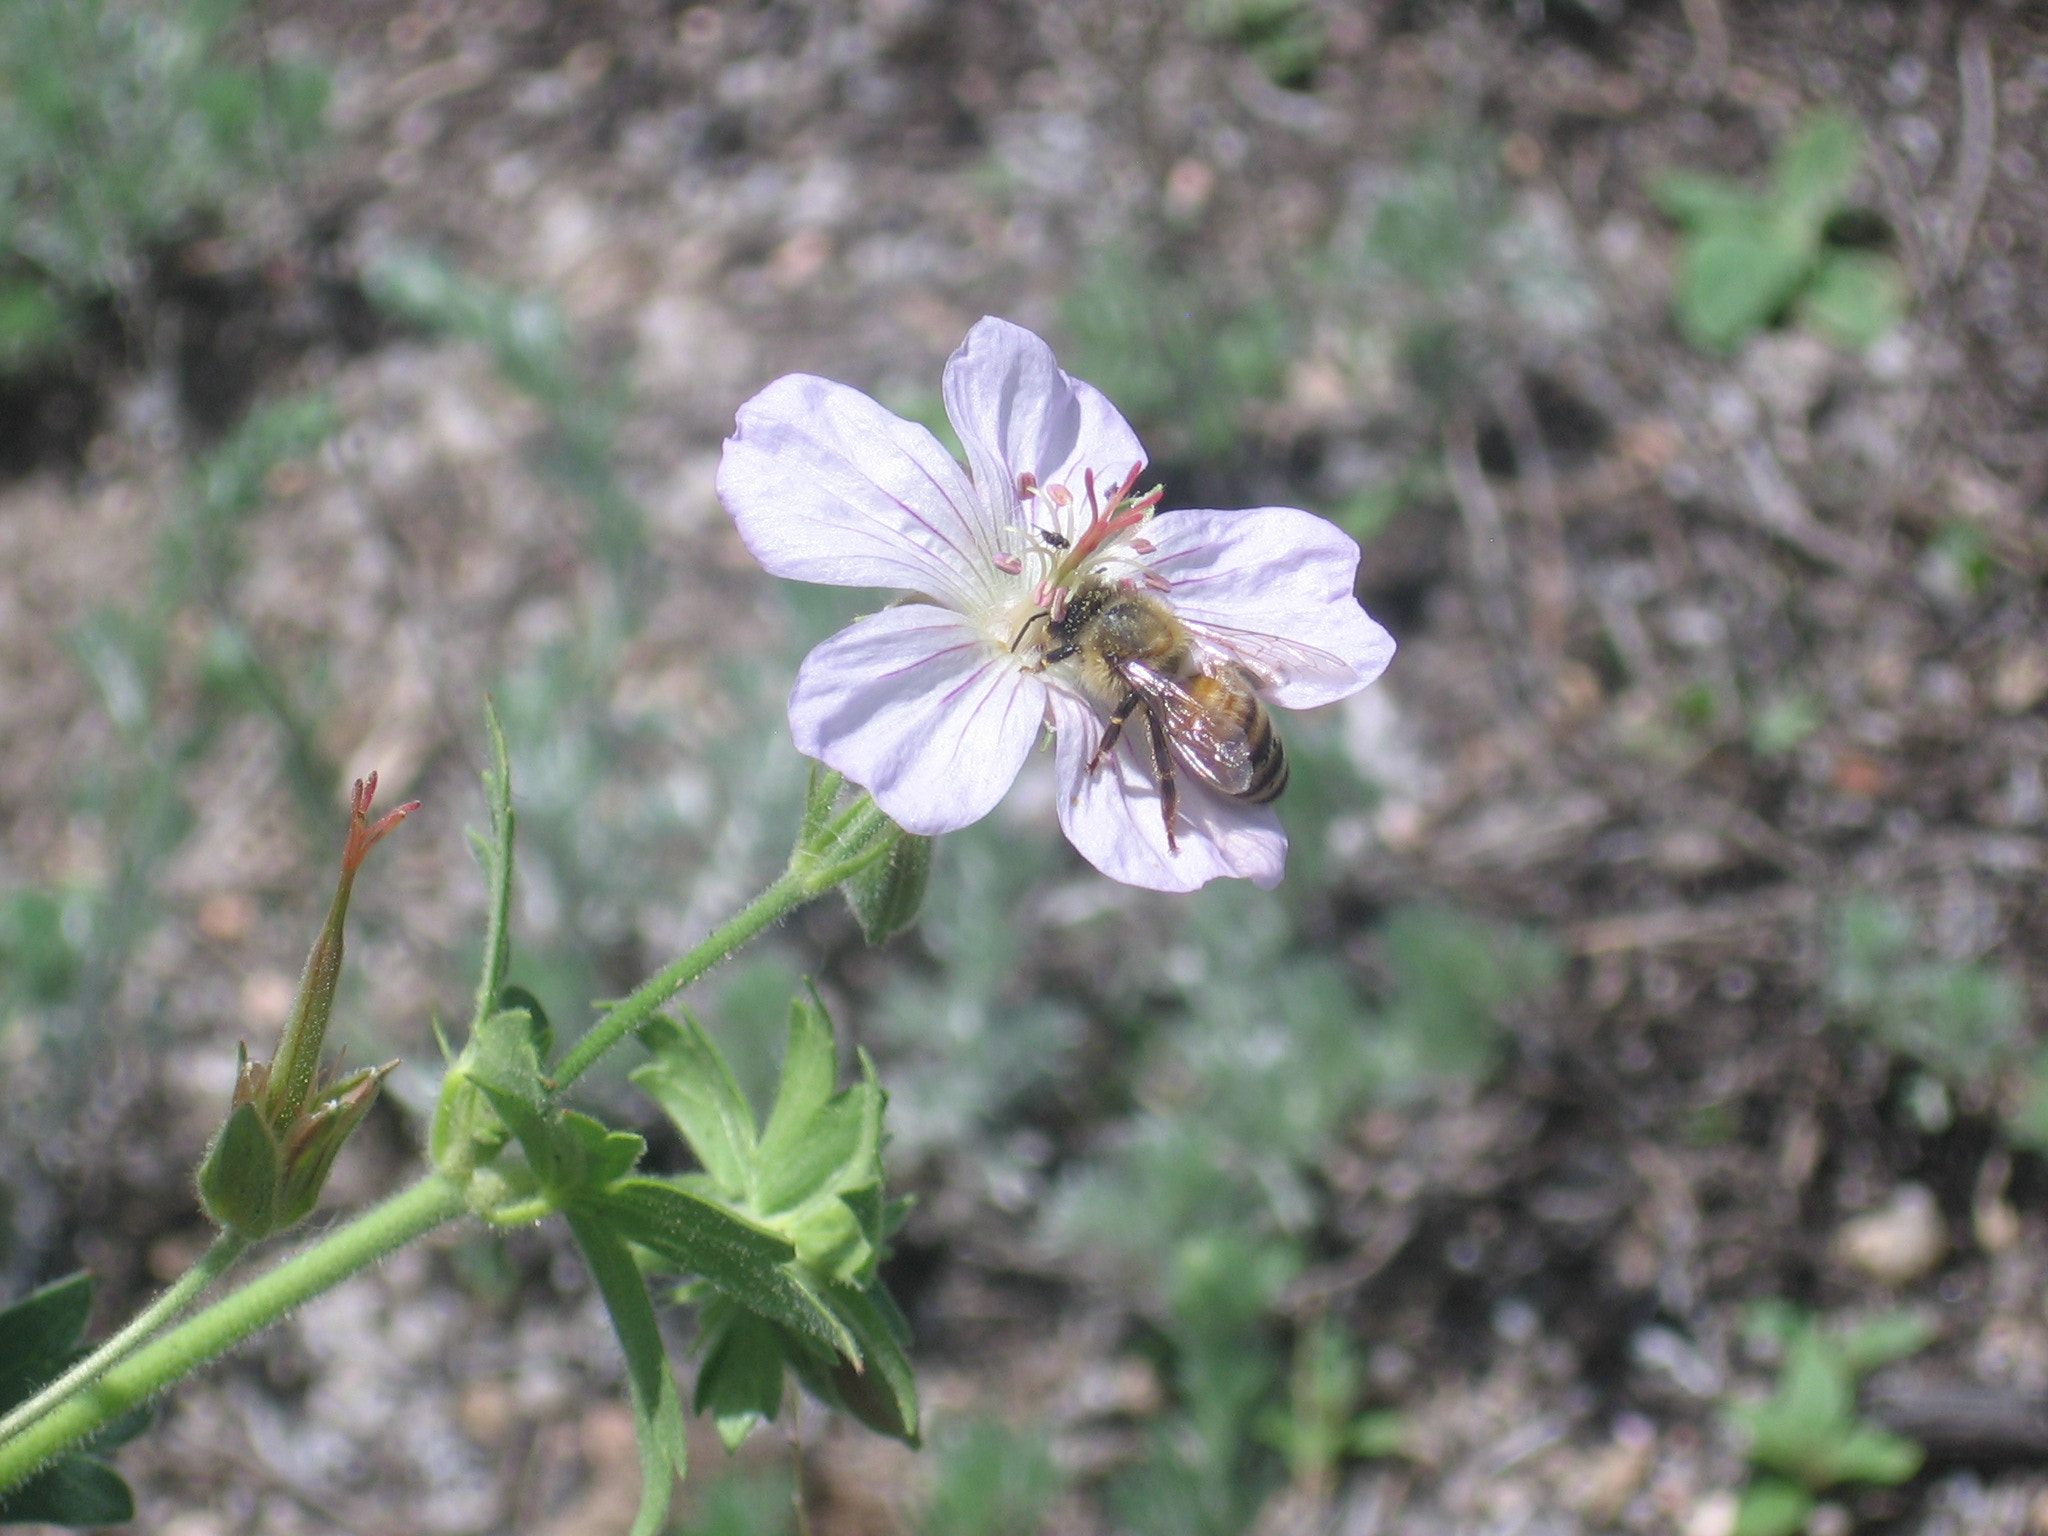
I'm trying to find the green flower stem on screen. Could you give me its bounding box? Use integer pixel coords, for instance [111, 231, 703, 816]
[0, 1230, 250, 1446]
[0, 1173, 466, 1497]
[553, 794, 894, 1090]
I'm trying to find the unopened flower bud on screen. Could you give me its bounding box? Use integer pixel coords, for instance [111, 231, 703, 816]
[198, 775, 414, 1237]
[841, 824, 932, 945]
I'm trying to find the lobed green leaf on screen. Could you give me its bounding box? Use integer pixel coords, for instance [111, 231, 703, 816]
[631, 1013, 757, 1200]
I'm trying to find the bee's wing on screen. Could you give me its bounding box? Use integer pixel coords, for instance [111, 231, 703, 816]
[1121, 660, 1258, 796]
[1177, 619, 1357, 696]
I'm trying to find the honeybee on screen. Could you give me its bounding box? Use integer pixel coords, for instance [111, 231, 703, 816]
[1020, 577, 1288, 853]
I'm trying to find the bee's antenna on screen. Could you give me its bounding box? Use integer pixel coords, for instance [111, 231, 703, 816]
[1009, 610, 1050, 652]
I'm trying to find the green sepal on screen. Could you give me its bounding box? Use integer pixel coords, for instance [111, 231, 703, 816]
[841, 828, 931, 945]
[274, 1063, 395, 1229]
[692, 1301, 788, 1451]
[196, 1100, 280, 1236]
[433, 1003, 549, 1179]
[563, 1207, 686, 1536]
[496, 984, 553, 1064]
[631, 1013, 757, 1199]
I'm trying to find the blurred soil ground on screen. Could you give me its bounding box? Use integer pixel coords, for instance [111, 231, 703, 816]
[5, 1, 2048, 1533]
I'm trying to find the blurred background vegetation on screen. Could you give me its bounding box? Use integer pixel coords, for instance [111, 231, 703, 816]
[1, 0, 2046, 1533]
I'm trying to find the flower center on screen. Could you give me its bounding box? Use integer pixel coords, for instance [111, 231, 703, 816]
[999, 462, 1164, 610]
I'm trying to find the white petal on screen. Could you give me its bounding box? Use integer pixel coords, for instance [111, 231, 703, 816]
[1046, 688, 1286, 892]
[720, 374, 1001, 612]
[1145, 507, 1396, 710]
[789, 605, 1048, 837]
[941, 318, 1148, 531]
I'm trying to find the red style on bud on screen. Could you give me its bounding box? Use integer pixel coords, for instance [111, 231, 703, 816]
[198, 774, 416, 1238]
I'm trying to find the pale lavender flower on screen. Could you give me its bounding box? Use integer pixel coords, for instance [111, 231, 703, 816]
[716, 317, 1394, 892]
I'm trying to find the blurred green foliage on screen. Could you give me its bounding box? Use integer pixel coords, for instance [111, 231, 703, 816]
[0, 0, 326, 367]
[1829, 893, 2048, 1151]
[1830, 895, 2028, 1089]
[919, 1416, 1060, 1536]
[1727, 1305, 1929, 1536]
[1060, 244, 1296, 462]
[1187, 0, 1325, 89]
[1044, 890, 1558, 1534]
[673, 1469, 795, 1536]
[366, 250, 645, 583]
[1655, 111, 1905, 353]
[9, 397, 338, 1084]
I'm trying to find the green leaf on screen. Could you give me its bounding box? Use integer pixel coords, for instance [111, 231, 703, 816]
[1769, 111, 1864, 235]
[693, 1304, 788, 1451]
[1733, 1476, 1814, 1536]
[789, 1279, 920, 1446]
[1738, 1329, 1854, 1476]
[758, 993, 837, 1159]
[1674, 225, 1810, 351]
[1350, 1409, 1408, 1459]
[596, 1180, 795, 1268]
[1798, 250, 1905, 350]
[0, 1453, 134, 1526]
[556, 1111, 646, 1190]
[1822, 1425, 1922, 1487]
[588, 1181, 856, 1359]
[1836, 1312, 1934, 1376]
[564, 1207, 687, 1536]
[631, 1013, 758, 1199]
[1652, 170, 1758, 230]
[0, 282, 64, 366]
[756, 999, 867, 1216]
[0, 1273, 92, 1411]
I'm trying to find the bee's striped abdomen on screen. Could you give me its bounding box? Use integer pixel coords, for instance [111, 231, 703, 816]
[1241, 705, 1287, 803]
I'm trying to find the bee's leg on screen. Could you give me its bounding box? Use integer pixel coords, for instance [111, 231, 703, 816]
[1144, 705, 1180, 853]
[1088, 691, 1141, 773]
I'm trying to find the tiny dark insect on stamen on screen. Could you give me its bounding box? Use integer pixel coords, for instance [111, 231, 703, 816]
[1039, 527, 1069, 549]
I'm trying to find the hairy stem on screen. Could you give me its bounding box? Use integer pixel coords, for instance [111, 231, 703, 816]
[0, 1174, 466, 1496]
[553, 795, 894, 1089]
[0, 1231, 250, 1446]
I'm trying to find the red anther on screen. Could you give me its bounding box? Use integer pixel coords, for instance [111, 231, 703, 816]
[1048, 586, 1070, 623]
[1048, 484, 1072, 508]
[1018, 471, 1038, 497]
[993, 552, 1025, 575]
[1131, 537, 1155, 554]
